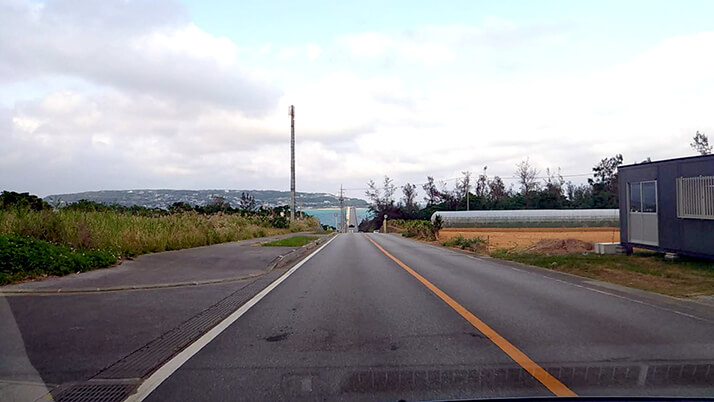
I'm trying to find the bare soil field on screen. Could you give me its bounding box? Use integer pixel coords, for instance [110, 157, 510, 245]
[439, 227, 620, 251]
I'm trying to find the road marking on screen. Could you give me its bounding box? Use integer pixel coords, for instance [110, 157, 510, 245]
[365, 235, 577, 397]
[125, 235, 338, 402]
[398, 234, 713, 323]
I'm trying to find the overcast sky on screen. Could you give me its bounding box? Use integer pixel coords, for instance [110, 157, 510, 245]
[2, 0, 713, 199]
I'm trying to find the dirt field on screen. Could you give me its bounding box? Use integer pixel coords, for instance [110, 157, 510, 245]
[439, 227, 620, 251]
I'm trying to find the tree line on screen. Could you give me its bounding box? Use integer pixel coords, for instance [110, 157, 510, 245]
[360, 131, 712, 231]
[0, 191, 301, 229]
[360, 154, 623, 232]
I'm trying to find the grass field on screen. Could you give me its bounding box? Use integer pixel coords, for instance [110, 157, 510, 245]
[262, 235, 319, 247]
[439, 227, 620, 251]
[426, 225, 712, 297]
[491, 249, 714, 297]
[0, 209, 319, 257]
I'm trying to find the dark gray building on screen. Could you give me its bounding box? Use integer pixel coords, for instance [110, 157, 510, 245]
[618, 154, 714, 259]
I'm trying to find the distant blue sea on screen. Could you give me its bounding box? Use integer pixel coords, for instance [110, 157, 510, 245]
[303, 208, 371, 228]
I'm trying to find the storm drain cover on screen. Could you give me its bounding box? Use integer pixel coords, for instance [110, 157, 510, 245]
[51, 382, 137, 402]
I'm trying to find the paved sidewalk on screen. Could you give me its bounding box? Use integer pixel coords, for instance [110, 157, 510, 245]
[2, 233, 312, 293]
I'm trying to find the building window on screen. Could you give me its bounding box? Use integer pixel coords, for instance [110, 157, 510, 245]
[677, 175, 714, 220]
[629, 183, 641, 212]
[629, 181, 656, 213]
[642, 182, 657, 213]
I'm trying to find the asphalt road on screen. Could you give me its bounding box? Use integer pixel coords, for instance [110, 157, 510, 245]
[346, 206, 358, 231]
[146, 233, 714, 401]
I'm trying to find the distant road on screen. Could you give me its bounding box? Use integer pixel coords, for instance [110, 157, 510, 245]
[346, 206, 358, 232]
[144, 233, 714, 400]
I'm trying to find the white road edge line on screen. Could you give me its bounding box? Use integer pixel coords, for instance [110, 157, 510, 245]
[124, 234, 338, 402]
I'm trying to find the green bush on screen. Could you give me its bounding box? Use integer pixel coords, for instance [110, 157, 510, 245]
[0, 235, 116, 285]
[442, 235, 487, 252]
[391, 219, 437, 240]
[432, 215, 443, 231]
[0, 191, 51, 211]
[270, 216, 290, 229]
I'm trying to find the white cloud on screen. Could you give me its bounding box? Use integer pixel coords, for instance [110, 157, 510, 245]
[137, 23, 241, 69]
[11, 116, 40, 133]
[1, 5, 713, 198]
[0, 0, 280, 113]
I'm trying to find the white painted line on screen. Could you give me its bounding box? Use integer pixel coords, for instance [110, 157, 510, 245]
[125, 235, 338, 402]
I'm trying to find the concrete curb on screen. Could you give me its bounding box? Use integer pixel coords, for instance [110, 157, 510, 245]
[0, 234, 335, 295]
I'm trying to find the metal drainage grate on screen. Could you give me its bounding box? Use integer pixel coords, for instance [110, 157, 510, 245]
[52, 383, 137, 402]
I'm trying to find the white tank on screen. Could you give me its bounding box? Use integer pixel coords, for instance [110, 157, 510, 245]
[431, 209, 619, 228]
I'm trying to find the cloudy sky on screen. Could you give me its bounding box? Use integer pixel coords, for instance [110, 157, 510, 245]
[2, 0, 713, 199]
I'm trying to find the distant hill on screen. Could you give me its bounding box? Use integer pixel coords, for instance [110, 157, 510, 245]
[44, 189, 369, 210]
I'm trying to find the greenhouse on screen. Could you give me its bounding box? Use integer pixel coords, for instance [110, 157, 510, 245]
[431, 209, 619, 228]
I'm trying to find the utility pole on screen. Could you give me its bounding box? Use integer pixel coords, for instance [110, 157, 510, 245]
[289, 105, 295, 221]
[339, 185, 345, 233]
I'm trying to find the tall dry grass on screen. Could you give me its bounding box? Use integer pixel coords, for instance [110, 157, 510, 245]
[0, 208, 319, 258]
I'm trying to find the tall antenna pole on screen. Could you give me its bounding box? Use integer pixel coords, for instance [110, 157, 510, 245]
[339, 185, 345, 233]
[289, 105, 295, 221]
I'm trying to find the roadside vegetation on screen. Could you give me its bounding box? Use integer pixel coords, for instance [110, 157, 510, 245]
[262, 235, 319, 247]
[491, 249, 714, 297]
[390, 219, 439, 240]
[389, 218, 713, 297]
[0, 191, 320, 285]
[0, 235, 116, 285]
[442, 235, 488, 252]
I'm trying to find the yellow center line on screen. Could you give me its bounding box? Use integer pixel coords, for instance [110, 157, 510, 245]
[365, 235, 577, 397]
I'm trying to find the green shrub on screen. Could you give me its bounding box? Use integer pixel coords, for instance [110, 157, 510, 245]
[442, 235, 487, 252]
[391, 219, 437, 240]
[432, 215, 443, 231]
[0, 235, 116, 285]
[270, 216, 290, 229]
[0, 191, 50, 211]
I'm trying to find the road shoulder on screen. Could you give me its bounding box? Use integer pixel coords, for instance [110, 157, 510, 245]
[383, 233, 714, 322]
